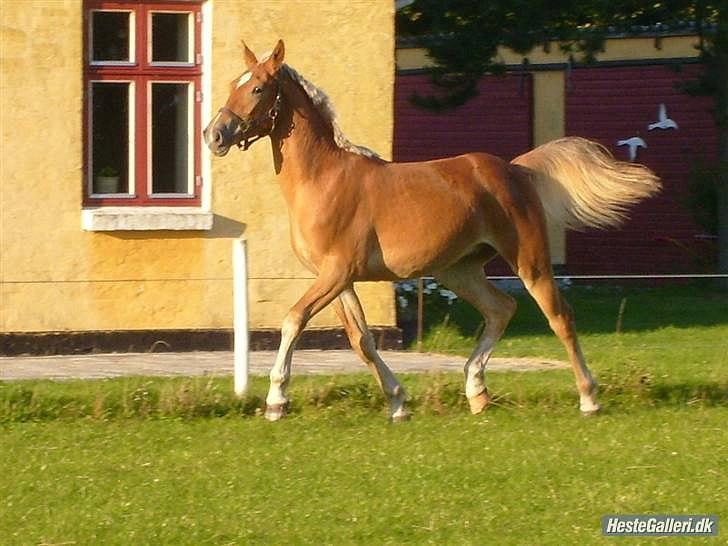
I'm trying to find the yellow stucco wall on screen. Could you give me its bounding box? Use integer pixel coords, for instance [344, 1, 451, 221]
[532, 71, 567, 263]
[0, 1, 396, 333]
[396, 35, 701, 71]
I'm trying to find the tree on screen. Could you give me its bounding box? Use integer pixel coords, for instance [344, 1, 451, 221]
[397, 1, 728, 284]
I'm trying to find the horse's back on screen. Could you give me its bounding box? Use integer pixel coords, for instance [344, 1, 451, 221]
[381, 152, 540, 220]
[355, 152, 527, 277]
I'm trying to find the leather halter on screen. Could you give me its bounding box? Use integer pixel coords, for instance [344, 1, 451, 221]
[219, 86, 282, 151]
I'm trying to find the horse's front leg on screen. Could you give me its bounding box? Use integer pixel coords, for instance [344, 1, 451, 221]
[265, 265, 349, 421]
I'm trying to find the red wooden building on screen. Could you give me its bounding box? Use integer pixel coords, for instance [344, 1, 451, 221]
[394, 37, 719, 276]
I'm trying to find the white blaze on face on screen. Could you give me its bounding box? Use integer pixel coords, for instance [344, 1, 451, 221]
[236, 71, 253, 89]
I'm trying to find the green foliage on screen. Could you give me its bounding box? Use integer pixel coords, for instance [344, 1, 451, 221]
[97, 165, 119, 177]
[397, 1, 725, 110]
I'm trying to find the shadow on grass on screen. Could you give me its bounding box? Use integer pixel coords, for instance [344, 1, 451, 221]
[409, 285, 728, 344]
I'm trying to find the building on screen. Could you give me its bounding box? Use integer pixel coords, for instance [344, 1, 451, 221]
[1, 1, 398, 355]
[3, 4, 719, 356]
[395, 32, 719, 276]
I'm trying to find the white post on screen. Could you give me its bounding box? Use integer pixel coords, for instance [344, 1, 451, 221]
[233, 237, 249, 396]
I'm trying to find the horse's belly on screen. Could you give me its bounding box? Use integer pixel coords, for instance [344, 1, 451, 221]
[376, 220, 483, 278]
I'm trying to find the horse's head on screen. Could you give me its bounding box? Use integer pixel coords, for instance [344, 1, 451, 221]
[204, 40, 285, 156]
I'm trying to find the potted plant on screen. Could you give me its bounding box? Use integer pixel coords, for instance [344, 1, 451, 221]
[95, 166, 120, 194]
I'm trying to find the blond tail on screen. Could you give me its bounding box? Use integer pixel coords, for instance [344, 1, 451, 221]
[512, 137, 661, 230]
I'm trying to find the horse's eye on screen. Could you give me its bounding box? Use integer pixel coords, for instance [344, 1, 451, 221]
[252, 86, 263, 95]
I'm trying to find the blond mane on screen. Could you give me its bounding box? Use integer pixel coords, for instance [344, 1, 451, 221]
[281, 64, 380, 159]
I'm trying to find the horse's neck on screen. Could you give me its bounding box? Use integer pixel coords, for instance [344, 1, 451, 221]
[271, 80, 340, 201]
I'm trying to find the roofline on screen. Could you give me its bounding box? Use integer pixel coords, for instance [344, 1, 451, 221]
[396, 22, 715, 49]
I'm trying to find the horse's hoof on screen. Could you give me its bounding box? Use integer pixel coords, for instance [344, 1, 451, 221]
[264, 403, 288, 422]
[390, 409, 411, 424]
[468, 391, 490, 415]
[580, 403, 602, 417]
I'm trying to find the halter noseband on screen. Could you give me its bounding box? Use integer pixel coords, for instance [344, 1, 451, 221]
[219, 86, 282, 151]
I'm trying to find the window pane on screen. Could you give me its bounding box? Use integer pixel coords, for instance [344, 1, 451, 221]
[151, 83, 190, 194]
[151, 13, 191, 63]
[92, 11, 130, 62]
[91, 82, 130, 194]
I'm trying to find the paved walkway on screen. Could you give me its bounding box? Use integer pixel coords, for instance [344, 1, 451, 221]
[0, 350, 567, 381]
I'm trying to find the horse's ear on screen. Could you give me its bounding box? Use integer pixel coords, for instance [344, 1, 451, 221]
[241, 40, 258, 70]
[268, 39, 285, 72]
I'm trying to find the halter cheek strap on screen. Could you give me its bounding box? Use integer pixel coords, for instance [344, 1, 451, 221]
[219, 87, 282, 151]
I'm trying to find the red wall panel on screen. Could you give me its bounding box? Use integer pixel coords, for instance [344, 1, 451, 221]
[565, 65, 718, 274]
[394, 73, 533, 162]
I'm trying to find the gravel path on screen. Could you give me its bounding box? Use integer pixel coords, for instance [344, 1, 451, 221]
[0, 350, 567, 381]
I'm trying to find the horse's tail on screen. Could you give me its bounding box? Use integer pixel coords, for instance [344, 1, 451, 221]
[511, 136, 661, 230]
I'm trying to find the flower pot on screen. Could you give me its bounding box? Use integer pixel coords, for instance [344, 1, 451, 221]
[96, 176, 119, 194]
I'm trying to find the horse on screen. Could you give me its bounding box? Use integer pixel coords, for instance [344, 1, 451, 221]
[204, 40, 661, 422]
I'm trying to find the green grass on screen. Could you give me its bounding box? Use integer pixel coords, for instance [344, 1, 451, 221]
[420, 284, 728, 376]
[1, 284, 727, 544]
[2, 405, 726, 545]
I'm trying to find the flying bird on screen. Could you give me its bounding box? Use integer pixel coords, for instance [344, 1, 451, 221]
[648, 103, 678, 130]
[617, 137, 647, 161]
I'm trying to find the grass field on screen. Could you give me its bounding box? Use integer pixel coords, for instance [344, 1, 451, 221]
[1, 285, 727, 544]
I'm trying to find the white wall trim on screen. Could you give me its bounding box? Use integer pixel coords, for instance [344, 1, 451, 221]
[82, 207, 213, 231]
[200, 0, 213, 211]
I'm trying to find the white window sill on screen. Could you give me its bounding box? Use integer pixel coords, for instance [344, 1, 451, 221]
[81, 207, 213, 232]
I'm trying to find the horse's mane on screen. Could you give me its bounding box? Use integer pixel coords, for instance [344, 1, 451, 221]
[281, 64, 380, 159]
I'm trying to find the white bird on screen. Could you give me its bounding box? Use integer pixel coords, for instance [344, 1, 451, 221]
[648, 103, 678, 130]
[617, 137, 647, 161]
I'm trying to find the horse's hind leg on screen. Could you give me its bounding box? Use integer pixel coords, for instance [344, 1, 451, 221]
[517, 262, 600, 415]
[490, 165, 599, 414]
[436, 254, 517, 414]
[333, 287, 409, 422]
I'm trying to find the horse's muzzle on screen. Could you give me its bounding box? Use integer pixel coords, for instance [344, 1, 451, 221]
[205, 99, 278, 155]
[204, 108, 249, 156]
[203, 119, 237, 157]
[203, 126, 229, 156]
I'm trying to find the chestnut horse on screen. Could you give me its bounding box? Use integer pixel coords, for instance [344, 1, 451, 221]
[204, 40, 660, 421]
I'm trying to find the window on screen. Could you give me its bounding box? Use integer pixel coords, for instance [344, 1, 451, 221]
[84, 1, 203, 206]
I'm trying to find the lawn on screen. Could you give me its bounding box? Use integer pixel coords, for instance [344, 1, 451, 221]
[1, 284, 727, 545]
[417, 283, 728, 386]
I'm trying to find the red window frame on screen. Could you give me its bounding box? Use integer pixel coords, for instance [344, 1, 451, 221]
[83, 0, 203, 206]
